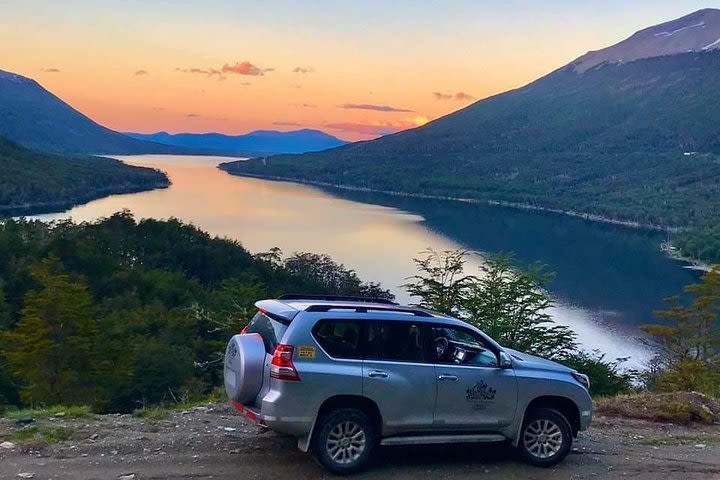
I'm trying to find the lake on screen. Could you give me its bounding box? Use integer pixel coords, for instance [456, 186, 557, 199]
[33, 155, 701, 367]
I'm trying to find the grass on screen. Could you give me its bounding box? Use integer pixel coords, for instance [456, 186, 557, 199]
[11, 425, 74, 446]
[4, 405, 93, 421]
[132, 388, 225, 421]
[132, 407, 171, 421]
[596, 391, 720, 425]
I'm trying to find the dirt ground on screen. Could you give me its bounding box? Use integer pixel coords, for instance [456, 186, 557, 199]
[1, 403, 719, 480]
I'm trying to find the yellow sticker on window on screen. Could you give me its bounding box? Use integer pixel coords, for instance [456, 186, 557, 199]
[298, 346, 316, 359]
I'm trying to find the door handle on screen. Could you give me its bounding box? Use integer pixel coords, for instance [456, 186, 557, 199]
[438, 374, 458, 382]
[368, 370, 389, 378]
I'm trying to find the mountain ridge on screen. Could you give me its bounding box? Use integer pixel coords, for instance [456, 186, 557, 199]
[125, 129, 347, 155]
[0, 69, 195, 155]
[572, 8, 720, 72]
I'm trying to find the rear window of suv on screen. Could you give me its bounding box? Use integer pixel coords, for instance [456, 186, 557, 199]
[245, 311, 288, 354]
[312, 320, 362, 359]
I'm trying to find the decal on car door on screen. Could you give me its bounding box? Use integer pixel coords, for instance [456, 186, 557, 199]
[466, 381, 496, 410]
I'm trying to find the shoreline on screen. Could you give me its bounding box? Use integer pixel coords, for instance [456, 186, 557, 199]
[660, 241, 713, 272]
[217, 168, 679, 233]
[0, 180, 170, 219]
[217, 168, 713, 270]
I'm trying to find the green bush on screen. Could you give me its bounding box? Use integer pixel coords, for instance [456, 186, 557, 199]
[560, 351, 635, 397]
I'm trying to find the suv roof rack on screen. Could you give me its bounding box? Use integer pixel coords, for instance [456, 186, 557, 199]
[277, 294, 398, 305]
[304, 305, 433, 317]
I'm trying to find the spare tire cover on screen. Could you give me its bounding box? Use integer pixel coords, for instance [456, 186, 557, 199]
[224, 334, 266, 404]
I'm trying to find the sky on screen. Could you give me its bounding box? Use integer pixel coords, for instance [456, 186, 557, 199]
[1, 0, 717, 141]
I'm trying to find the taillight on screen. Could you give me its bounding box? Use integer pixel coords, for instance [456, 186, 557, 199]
[270, 344, 300, 381]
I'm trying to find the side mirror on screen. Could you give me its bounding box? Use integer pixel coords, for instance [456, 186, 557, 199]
[498, 351, 513, 369]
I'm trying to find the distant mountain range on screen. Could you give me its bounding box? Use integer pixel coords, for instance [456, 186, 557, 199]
[0, 70, 344, 157]
[0, 70, 192, 156]
[221, 9, 720, 262]
[125, 129, 347, 155]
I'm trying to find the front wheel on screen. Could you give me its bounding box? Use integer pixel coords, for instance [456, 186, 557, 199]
[312, 408, 377, 475]
[518, 408, 573, 467]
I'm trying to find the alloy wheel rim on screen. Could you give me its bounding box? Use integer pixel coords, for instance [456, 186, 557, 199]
[523, 419, 563, 459]
[326, 421, 366, 464]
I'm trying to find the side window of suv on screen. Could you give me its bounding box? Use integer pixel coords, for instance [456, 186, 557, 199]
[312, 320, 362, 359]
[365, 321, 428, 363]
[431, 326, 499, 367]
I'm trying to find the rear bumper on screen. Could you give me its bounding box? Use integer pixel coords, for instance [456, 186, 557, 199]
[230, 399, 313, 436]
[230, 400, 267, 427]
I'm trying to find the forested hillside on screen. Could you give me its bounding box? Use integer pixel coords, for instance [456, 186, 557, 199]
[0, 136, 169, 216]
[0, 213, 390, 412]
[221, 52, 720, 262]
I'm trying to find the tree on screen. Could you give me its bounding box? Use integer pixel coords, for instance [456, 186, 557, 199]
[0, 284, 10, 329]
[642, 267, 720, 364]
[404, 250, 577, 358]
[0, 283, 19, 409]
[461, 255, 577, 359]
[283, 252, 393, 300]
[403, 249, 475, 315]
[641, 268, 720, 394]
[2, 257, 99, 406]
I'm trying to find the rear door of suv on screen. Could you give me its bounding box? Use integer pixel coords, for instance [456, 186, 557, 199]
[361, 319, 437, 435]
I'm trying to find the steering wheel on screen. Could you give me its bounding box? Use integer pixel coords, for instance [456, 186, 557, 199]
[434, 336, 449, 359]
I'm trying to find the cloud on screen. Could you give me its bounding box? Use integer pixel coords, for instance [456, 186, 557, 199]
[41, 68, 60, 73]
[134, 70, 149, 76]
[187, 113, 201, 118]
[179, 61, 271, 80]
[293, 66, 314, 74]
[433, 91, 475, 101]
[273, 121, 302, 127]
[222, 61, 268, 76]
[178, 67, 224, 79]
[325, 122, 403, 136]
[325, 116, 430, 137]
[454, 92, 474, 101]
[339, 103, 414, 113]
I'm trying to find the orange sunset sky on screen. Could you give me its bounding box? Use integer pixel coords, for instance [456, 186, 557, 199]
[1, 0, 714, 141]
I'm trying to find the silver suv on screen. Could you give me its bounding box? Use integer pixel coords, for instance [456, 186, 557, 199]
[224, 295, 592, 474]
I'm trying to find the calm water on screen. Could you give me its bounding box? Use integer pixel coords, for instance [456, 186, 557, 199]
[33, 155, 701, 367]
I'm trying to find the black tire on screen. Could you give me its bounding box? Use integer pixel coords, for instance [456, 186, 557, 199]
[517, 408, 573, 467]
[312, 408, 377, 475]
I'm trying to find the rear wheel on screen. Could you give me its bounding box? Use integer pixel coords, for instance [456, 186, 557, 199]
[312, 408, 377, 475]
[518, 408, 572, 467]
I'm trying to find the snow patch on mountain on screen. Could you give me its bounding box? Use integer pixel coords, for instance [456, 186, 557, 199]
[572, 9, 720, 73]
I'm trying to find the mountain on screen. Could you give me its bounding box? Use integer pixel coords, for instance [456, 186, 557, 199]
[221, 9, 720, 262]
[0, 70, 192, 155]
[0, 135, 168, 216]
[574, 8, 720, 72]
[125, 129, 347, 155]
